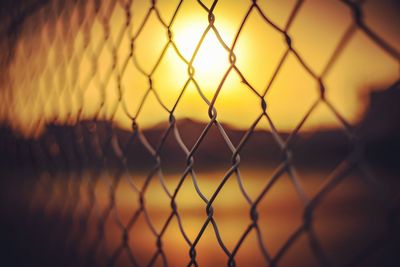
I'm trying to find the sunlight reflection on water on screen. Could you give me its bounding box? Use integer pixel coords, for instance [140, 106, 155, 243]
[29, 166, 393, 267]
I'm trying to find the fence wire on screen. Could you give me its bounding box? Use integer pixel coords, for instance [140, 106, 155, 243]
[0, 0, 400, 267]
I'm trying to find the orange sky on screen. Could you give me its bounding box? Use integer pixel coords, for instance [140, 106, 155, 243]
[2, 0, 399, 136]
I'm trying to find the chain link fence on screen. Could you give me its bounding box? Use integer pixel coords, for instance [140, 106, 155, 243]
[0, 0, 399, 266]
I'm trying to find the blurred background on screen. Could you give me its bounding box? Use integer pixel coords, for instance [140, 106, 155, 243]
[0, 0, 399, 266]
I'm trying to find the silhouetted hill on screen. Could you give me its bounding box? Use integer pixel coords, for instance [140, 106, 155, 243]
[1, 82, 399, 170]
[358, 81, 400, 166]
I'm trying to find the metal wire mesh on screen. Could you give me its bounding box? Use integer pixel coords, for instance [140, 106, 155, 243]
[0, 0, 399, 266]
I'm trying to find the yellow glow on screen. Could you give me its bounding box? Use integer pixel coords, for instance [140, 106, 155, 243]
[2, 0, 399, 136]
[174, 21, 231, 94]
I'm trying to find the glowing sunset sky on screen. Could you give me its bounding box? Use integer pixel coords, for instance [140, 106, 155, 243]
[2, 0, 399, 135]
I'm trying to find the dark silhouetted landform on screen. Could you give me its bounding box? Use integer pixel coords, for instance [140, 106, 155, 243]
[1, 82, 399, 170]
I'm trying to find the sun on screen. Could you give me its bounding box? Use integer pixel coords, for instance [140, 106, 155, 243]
[173, 20, 231, 96]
